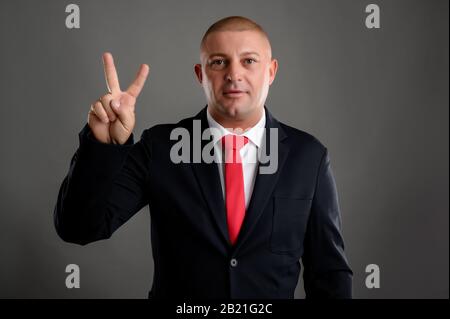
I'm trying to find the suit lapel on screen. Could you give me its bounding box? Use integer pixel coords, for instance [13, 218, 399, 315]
[190, 107, 230, 246]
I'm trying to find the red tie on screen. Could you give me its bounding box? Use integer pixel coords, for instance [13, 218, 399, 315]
[222, 134, 249, 245]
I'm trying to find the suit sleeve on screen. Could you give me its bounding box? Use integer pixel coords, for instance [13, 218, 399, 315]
[53, 124, 152, 245]
[302, 148, 353, 298]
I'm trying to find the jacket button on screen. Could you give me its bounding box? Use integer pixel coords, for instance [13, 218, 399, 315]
[230, 258, 238, 267]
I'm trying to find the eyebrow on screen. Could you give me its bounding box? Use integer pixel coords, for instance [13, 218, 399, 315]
[208, 51, 261, 58]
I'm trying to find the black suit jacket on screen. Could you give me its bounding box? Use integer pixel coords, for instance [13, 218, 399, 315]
[54, 106, 352, 299]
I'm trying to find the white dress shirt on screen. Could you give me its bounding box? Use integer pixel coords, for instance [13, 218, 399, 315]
[206, 108, 266, 210]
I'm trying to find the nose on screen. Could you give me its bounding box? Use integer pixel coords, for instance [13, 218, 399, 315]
[224, 60, 243, 82]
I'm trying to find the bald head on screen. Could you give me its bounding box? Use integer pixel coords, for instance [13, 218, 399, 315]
[200, 16, 272, 60]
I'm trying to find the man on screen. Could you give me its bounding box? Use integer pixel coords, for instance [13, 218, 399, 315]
[54, 16, 352, 299]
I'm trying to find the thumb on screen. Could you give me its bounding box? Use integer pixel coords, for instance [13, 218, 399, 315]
[109, 93, 135, 121]
[110, 99, 121, 109]
[110, 98, 124, 119]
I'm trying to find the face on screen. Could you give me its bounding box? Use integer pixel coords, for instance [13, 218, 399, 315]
[195, 30, 278, 127]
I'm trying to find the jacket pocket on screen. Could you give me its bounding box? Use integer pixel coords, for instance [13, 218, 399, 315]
[270, 197, 312, 253]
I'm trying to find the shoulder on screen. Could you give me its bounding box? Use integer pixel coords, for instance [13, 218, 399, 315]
[278, 121, 327, 155]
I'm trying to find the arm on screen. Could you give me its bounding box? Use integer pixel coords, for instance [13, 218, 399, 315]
[53, 124, 151, 245]
[302, 148, 353, 298]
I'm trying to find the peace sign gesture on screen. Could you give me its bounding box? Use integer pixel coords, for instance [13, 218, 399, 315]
[88, 52, 149, 144]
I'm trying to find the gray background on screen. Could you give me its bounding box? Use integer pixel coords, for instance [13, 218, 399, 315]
[0, 0, 448, 298]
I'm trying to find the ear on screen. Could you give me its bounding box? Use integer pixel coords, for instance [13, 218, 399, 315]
[268, 58, 278, 85]
[194, 64, 203, 84]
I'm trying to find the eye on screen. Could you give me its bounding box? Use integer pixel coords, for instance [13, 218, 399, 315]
[244, 58, 257, 64]
[210, 59, 226, 66]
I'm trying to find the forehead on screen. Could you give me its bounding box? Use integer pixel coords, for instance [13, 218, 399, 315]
[201, 30, 271, 59]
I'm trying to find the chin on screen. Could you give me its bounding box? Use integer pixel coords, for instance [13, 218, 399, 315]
[220, 101, 249, 117]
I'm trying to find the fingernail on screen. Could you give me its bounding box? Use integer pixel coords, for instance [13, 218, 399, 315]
[111, 100, 120, 108]
[104, 118, 109, 124]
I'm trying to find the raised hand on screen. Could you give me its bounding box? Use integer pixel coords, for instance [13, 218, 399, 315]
[88, 52, 149, 144]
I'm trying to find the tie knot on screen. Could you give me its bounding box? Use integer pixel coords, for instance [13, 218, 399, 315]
[221, 134, 249, 151]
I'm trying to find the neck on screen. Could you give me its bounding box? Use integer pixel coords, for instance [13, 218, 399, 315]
[207, 105, 263, 132]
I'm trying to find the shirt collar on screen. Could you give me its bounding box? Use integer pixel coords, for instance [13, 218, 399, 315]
[206, 107, 266, 148]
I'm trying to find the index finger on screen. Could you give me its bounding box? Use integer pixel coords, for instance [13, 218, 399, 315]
[102, 52, 121, 93]
[126, 64, 149, 98]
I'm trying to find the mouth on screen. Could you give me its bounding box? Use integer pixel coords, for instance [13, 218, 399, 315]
[223, 90, 247, 98]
